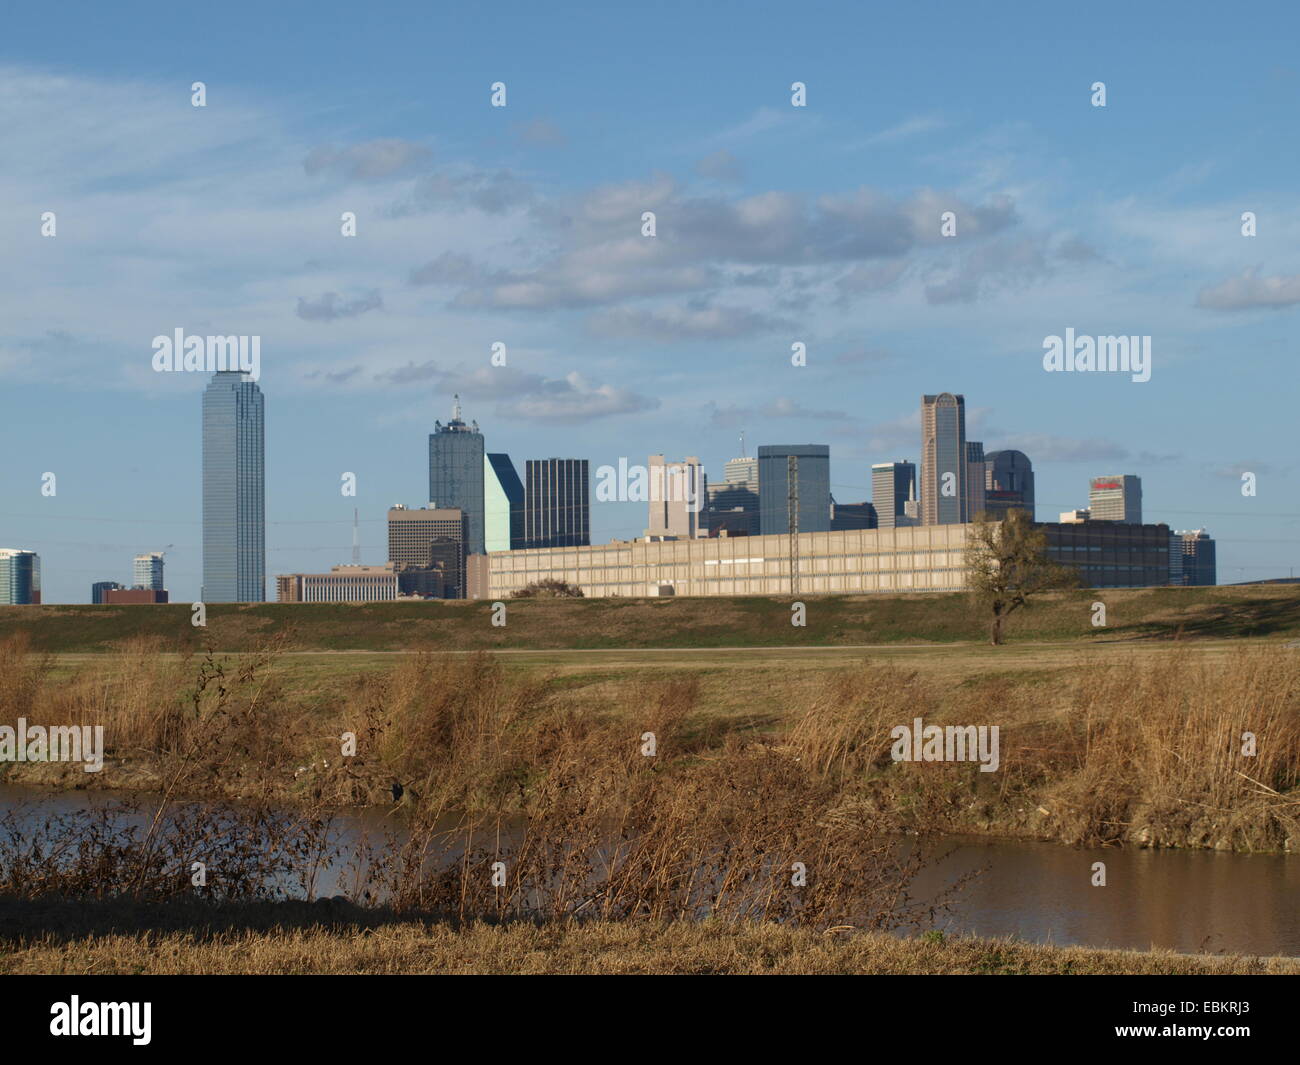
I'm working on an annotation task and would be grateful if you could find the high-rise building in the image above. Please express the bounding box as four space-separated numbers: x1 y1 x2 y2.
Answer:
429 395 486 557
645 454 704 539
484 453 525 552
829 499 877 530
724 456 758 489
133 552 165 591
0 549 40 605
871 461 917 529
202 371 265 602
983 450 1036 521
965 441 987 522
91 581 123 604
757 445 831 536
387 504 468 597
1089 475 1142 523
1172 529 1217 586
705 454 760 536
921 393 968 526
524 459 589 548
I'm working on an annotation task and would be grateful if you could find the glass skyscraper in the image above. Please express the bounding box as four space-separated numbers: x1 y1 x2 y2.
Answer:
756 445 831 536
429 396 486 557
524 459 589 548
921 393 967 525
0 549 39 604
202 371 265 602
484 453 525 552
871 461 917 528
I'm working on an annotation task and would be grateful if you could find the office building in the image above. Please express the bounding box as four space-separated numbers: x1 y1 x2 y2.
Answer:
921 393 968 526
1172 529 1217 586
429 396 486 556
965 441 987 521
1041 521 1170 588
202 370 265 602
0 549 40 605
387 504 468 597
276 564 400 603
645 454 705 539
524 459 589 548
91 581 123 604
871 461 918 529
757 445 831 536
1059 509 1091 523
983 450 1036 520
1089 475 1142 524
705 455 760 536
484 453 525 552
103 588 169 605
830 500 877 530
133 552 165 591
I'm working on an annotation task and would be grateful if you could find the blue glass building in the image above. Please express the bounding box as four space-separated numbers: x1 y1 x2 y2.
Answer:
757 445 831 536
429 396 486 557
202 371 265 602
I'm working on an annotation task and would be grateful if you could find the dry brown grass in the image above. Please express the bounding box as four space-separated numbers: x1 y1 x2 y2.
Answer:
1 636 1297 853
0 903 1293 974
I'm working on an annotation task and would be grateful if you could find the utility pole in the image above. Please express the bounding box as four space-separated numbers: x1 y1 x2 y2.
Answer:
788 454 799 597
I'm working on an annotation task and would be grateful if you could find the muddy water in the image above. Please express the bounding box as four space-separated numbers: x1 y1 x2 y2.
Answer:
1 784 1296 956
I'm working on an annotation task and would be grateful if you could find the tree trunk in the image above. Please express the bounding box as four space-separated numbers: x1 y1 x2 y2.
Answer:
990 612 1004 646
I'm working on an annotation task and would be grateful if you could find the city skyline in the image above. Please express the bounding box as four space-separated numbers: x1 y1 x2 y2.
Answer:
3 2 1297 601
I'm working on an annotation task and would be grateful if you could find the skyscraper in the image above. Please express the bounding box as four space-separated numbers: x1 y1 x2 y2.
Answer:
871 461 918 529
757 445 831 536
524 459 589 548
484 453 525 552
1173 529 1217 586
983 450 1036 520
0 549 40 605
429 395 486 557
921 393 967 526
202 370 264 602
965 440 986 522
705 453 760 536
133 552 165 591
387 504 468 597
1089 475 1142 523
645 454 704 538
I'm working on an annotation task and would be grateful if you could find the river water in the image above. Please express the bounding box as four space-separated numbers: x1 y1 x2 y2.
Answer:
1 784 1295 956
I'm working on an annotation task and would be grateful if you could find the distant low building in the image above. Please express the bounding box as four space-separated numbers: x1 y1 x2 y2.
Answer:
103 588 169 604
1059 508 1091 523
829 499 877 530
91 581 124 604
276 564 399 603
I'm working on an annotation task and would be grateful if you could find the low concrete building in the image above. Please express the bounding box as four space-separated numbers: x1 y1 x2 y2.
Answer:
486 520 1174 599
276 564 399 603
489 525 970 599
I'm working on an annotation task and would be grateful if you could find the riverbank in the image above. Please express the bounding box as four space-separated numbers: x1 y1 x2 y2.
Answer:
1 899 1294 974
2 636 1298 853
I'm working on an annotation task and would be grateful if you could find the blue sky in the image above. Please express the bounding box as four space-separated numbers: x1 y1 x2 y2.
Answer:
2 0 1298 602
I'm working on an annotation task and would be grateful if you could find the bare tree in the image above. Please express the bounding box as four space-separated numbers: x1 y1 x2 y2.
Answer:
964 510 1078 646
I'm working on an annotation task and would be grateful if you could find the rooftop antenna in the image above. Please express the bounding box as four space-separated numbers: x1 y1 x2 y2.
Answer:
351 508 361 565
739 430 747 458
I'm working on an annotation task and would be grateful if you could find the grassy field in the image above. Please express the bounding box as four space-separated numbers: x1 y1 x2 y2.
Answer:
4 584 1300 653
0 899 1293 975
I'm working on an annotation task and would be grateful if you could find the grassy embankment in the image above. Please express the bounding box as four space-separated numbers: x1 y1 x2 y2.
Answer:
2 898 1295 975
